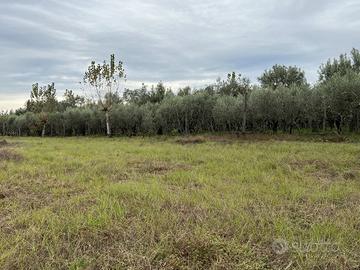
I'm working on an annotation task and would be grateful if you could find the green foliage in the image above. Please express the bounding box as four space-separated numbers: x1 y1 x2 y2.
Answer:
258 64 307 89
60 89 85 110
149 82 168 103
4 48 360 136
83 54 126 111
123 83 149 105
177 86 191 96
319 48 360 82
83 54 126 136
26 83 57 113
318 70 360 132
212 96 242 131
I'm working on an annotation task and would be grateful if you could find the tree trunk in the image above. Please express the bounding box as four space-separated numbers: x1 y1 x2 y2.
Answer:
105 111 111 137
335 114 342 134
242 94 248 133
272 121 278 133
42 124 46 137
322 99 327 132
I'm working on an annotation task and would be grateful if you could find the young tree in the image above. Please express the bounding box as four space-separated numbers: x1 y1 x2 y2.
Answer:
83 54 126 137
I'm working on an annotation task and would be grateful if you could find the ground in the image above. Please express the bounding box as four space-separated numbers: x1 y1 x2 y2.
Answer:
0 135 360 269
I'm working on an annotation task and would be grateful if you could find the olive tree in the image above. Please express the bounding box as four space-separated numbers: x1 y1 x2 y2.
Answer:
258 65 307 90
218 72 252 133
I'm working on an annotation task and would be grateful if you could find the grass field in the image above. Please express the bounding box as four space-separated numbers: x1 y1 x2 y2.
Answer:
1 135 360 269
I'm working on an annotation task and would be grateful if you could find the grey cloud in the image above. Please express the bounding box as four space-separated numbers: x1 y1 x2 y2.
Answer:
0 0 360 110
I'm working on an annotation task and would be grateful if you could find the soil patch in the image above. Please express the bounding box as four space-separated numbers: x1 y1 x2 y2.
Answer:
176 136 206 145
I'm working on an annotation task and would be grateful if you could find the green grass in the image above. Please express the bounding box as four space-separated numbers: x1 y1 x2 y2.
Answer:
1 135 360 269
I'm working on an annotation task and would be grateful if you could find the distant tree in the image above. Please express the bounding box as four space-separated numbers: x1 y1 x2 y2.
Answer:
83 54 126 137
61 89 84 109
251 88 281 132
15 107 27 115
319 70 360 133
237 75 251 133
149 82 166 103
218 72 251 132
104 91 122 105
0 112 7 135
26 82 57 136
178 86 191 96
123 83 150 105
275 85 311 134
258 65 307 89
203 85 216 96
213 96 241 131
319 48 360 82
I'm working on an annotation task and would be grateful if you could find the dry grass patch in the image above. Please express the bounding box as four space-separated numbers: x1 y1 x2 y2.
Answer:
0 140 23 162
127 160 191 175
0 149 23 162
288 159 339 180
160 200 210 225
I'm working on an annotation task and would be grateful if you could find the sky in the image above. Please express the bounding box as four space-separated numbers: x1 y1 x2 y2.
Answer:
0 0 359 110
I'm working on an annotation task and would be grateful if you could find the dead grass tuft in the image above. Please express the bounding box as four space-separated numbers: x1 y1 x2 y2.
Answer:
176 136 206 145
343 170 357 180
128 160 191 175
0 140 8 147
166 234 234 268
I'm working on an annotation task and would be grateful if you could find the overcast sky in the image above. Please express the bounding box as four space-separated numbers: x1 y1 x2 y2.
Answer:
0 0 359 110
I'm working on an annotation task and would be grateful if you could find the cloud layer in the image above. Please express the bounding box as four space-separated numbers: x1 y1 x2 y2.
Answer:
1 0 359 109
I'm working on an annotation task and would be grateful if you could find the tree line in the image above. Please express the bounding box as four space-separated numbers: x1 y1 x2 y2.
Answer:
1 48 360 137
